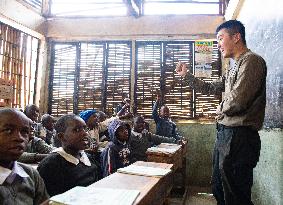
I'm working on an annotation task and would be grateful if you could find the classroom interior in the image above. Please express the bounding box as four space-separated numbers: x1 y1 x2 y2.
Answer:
0 0 282 205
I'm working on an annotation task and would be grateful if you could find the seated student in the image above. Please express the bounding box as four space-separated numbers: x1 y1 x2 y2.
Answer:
18 135 53 164
21 104 54 163
41 114 56 145
130 116 178 162
79 110 99 144
95 111 125 142
101 119 131 177
37 114 101 196
152 95 182 140
18 118 53 164
24 104 43 139
0 108 49 204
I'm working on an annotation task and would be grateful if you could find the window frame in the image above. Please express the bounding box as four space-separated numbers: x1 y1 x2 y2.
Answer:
0 21 40 108
48 40 221 119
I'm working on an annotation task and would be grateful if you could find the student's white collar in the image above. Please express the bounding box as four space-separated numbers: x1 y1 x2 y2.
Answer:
53 147 91 166
131 130 142 138
0 161 29 185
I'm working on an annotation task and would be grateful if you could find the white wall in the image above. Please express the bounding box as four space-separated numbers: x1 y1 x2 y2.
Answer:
226 1 283 205
0 0 45 34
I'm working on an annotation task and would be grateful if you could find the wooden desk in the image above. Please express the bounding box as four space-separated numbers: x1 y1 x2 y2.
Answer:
44 161 173 205
146 143 188 204
146 143 184 171
90 161 173 205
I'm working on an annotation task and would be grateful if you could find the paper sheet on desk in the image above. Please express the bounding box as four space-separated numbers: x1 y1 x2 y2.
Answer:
146 146 180 154
50 186 140 205
117 164 171 177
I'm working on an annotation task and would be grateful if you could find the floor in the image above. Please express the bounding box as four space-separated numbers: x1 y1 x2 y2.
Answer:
169 186 217 205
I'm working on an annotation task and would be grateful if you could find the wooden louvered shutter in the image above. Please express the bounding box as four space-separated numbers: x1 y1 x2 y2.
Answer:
105 42 131 116
163 42 194 119
77 43 104 112
194 41 222 118
135 42 162 117
49 44 77 116
0 22 39 108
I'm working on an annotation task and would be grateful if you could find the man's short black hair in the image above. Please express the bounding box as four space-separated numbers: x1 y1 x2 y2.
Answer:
216 20 246 45
55 114 77 133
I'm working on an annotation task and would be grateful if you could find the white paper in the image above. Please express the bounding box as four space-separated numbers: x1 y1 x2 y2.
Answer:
50 186 140 205
117 164 171 177
147 146 179 154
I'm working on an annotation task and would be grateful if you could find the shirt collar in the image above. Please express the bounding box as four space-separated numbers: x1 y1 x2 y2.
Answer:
131 130 143 138
0 162 29 185
53 147 91 166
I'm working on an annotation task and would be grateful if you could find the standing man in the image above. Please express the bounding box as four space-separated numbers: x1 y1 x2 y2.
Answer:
176 20 267 205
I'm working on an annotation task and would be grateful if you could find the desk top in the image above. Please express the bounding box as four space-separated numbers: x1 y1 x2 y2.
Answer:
146 142 187 170
44 161 173 205
89 161 173 205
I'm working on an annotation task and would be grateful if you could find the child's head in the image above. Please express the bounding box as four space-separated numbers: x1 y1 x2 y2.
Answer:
0 108 30 164
160 105 170 119
79 110 98 129
24 104 40 122
133 116 145 133
55 114 90 153
41 114 56 131
108 119 130 143
96 111 107 123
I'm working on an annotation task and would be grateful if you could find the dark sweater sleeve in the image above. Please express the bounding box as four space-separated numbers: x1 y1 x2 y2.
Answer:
18 163 49 205
152 100 161 123
37 155 64 196
149 132 176 145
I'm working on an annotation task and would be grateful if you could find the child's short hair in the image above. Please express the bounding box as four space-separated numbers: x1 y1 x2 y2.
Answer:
55 114 77 133
41 114 53 124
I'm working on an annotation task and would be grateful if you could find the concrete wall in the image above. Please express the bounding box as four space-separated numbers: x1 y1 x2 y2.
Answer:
178 123 216 186
226 0 283 204
148 121 216 186
253 130 283 205
45 15 224 41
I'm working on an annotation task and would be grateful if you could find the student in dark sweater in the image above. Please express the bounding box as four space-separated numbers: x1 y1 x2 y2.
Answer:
0 108 48 205
129 116 178 162
37 114 101 196
152 95 182 140
101 119 131 177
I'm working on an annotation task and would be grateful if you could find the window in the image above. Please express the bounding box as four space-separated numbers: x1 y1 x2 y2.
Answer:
49 0 225 17
135 41 194 119
49 40 221 119
50 0 128 17
22 0 42 11
144 0 220 15
0 22 40 108
135 41 221 119
49 42 131 116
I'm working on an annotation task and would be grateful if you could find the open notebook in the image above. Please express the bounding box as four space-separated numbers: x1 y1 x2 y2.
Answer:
117 164 172 177
50 186 140 205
